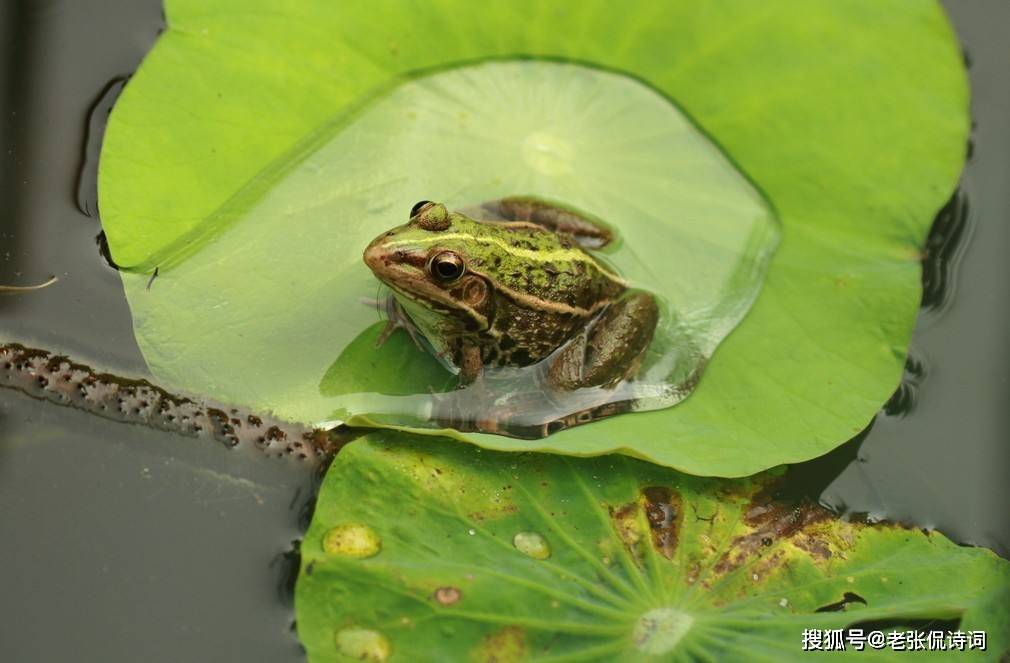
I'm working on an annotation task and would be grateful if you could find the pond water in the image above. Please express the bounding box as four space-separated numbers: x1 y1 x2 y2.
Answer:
1 1 1007 661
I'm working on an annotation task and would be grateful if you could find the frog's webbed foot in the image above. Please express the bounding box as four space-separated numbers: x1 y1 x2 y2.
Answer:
547 290 658 391
481 196 614 249
363 295 426 351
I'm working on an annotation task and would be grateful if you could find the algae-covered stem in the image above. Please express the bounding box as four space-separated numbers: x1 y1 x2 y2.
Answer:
0 343 354 463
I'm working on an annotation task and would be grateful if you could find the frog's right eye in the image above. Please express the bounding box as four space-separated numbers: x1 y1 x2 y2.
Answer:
428 251 465 283
410 200 433 218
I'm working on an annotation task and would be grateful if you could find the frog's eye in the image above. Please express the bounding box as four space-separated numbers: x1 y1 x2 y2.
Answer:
428 251 465 283
410 200 433 218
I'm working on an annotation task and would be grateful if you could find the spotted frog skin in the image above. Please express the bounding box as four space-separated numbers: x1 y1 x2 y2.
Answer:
363 197 658 391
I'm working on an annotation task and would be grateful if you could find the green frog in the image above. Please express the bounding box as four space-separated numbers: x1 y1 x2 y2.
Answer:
362 197 658 392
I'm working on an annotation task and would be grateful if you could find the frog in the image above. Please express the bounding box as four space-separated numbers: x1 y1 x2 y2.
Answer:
362 197 658 393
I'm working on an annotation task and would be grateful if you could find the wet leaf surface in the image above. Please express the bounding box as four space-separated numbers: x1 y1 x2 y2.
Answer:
296 432 1010 661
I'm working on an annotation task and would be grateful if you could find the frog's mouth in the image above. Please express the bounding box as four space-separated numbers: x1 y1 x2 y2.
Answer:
384 275 489 333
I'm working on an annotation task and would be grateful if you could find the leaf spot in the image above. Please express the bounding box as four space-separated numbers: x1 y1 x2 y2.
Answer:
322 524 381 559
643 486 683 559
472 625 526 663
434 586 462 606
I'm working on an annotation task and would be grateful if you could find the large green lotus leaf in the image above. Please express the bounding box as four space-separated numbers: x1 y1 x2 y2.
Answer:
106 58 778 438
98 0 968 475
296 432 1010 662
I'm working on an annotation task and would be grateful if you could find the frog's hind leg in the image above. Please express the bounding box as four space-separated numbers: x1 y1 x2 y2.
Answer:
547 290 658 391
483 196 613 249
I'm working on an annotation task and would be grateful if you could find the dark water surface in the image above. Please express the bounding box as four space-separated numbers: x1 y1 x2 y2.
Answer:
1 2 313 662
814 4 1010 557
1 1 1007 661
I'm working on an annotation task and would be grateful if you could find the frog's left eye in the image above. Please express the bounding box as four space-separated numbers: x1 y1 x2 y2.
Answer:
412 201 451 231
429 251 465 283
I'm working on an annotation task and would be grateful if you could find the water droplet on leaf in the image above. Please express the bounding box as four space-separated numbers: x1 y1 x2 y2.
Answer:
512 531 551 560
334 626 390 661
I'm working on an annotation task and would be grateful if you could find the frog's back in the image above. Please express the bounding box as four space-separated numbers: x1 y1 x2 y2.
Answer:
456 218 626 368
463 218 625 311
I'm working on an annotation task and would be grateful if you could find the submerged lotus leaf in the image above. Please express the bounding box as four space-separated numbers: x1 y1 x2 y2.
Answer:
98 0 968 475
296 432 1010 661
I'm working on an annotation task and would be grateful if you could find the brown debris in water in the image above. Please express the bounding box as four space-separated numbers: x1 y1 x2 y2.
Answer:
0 276 59 293
1 342 351 462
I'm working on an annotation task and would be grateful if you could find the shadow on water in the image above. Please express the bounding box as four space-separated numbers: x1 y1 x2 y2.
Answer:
76 76 127 219
271 462 327 608
77 76 128 271
920 188 971 313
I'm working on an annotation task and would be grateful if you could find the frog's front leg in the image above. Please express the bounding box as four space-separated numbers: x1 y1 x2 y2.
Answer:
457 343 483 387
369 296 426 351
547 290 658 391
484 196 613 249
